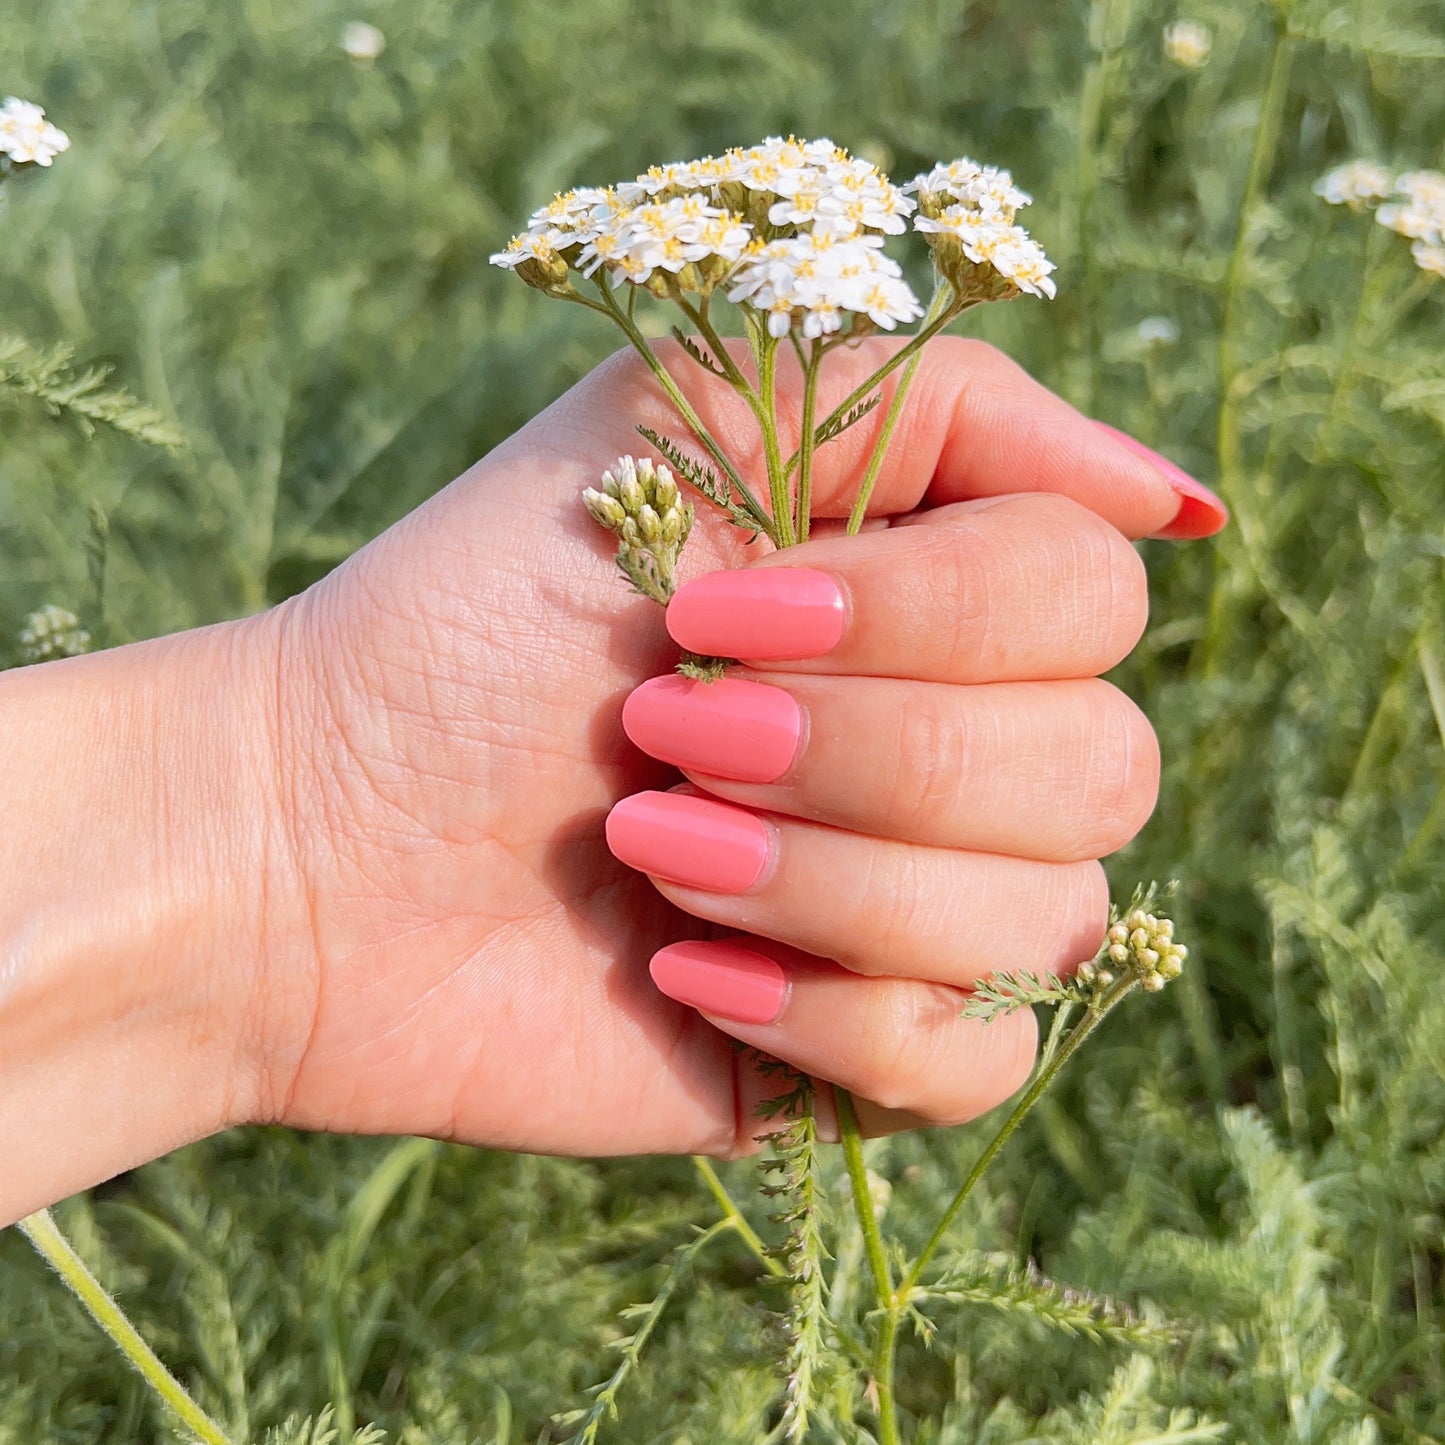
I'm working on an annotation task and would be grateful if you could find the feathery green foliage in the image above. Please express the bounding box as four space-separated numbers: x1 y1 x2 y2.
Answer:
2 0 1444 1440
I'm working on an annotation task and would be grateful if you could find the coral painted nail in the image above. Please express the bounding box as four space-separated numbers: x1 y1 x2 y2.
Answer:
621 674 802 784
1093 421 1229 539
667 567 846 660
649 939 788 1025
606 791 772 893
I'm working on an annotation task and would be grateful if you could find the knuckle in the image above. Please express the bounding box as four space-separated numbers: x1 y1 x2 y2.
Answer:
1025 498 1150 668
856 987 957 1113
1066 683 1160 857
884 700 971 840
840 847 953 976
966 1009 1039 1118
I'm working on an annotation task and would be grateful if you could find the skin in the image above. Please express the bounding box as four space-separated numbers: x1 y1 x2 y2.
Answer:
0 337 1191 1228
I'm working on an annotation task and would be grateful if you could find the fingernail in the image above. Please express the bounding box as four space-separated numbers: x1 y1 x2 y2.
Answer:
606 791 772 892
650 939 787 1024
667 567 847 660
1093 421 1229 540
622 674 802 784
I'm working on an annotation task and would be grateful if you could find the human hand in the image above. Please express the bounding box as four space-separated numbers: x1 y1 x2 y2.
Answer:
241 337 1221 1155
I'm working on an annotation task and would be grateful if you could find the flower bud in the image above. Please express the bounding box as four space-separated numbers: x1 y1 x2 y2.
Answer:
653 470 680 513
1108 943 1129 965
1140 972 1165 992
1139 947 1160 969
636 504 663 543
660 503 691 547
583 488 627 531
1108 923 1129 945
18 603 91 663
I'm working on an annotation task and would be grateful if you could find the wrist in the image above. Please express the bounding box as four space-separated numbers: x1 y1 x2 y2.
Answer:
0 615 291 1223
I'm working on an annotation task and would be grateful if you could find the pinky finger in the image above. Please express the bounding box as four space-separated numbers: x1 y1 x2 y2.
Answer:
650 937 1037 1133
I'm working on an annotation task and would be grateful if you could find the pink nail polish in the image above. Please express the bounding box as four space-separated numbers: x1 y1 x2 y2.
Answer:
1093 421 1229 539
667 567 846 660
650 939 788 1024
622 675 802 784
606 791 772 892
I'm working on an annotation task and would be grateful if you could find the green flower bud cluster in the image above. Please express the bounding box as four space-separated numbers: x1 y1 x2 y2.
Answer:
18 604 91 664
583 455 694 605
1079 909 1186 994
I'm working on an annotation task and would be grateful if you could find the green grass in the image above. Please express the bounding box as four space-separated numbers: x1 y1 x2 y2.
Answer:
2 0 1444 1440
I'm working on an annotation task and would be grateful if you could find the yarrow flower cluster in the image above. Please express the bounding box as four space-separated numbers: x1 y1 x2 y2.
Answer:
0 97 70 171
494 138 1057 555
1081 909 1187 994
1163 20 1212 69
18 604 91 663
905 157 1056 299
727 230 922 338
583 456 693 604
1315 161 1445 278
491 137 1055 323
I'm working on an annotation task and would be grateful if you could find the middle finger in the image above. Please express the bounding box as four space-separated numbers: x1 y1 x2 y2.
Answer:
621 672 1159 861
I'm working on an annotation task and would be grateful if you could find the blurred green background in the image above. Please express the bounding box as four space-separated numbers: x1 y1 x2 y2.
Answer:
2 1 1444 1441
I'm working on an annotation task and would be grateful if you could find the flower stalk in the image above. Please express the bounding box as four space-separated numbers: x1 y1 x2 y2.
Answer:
497 140 1193 1444
18 1209 233 1445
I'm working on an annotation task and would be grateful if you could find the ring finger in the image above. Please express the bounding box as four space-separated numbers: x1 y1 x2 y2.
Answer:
606 788 1106 987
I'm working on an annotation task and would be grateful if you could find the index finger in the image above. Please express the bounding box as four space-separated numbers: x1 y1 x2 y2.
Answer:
798 336 1224 539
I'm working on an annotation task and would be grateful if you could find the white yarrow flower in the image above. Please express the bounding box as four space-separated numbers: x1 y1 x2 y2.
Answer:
1412 240 1445 277
1313 160 1395 209
727 230 921 337
490 232 560 270
1376 170 1445 259
1137 315 1181 346
0 96 71 168
340 21 386 62
18 604 90 663
986 228 1058 299
1163 20 1213 69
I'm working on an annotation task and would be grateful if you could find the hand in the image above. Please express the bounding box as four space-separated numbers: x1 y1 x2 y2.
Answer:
0 337 1221 1221
245 337 1211 1154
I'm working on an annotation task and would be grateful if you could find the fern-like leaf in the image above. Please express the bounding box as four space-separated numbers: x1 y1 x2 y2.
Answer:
915 1253 1183 1349
815 391 882 447
757 1082 832 1443
263 1405 386 1445
636 425 759 531
961 969 1092 1021
676 651 737 682
672 327 727 378
0 333 185 450
551 1220 732 1445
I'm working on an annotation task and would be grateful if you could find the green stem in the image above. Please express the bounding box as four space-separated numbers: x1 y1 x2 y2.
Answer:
594 279 776 542
794 341 823 542
1214 23 1294 496
782 288 961 479
1073 0 1133 413
1316 222 1393 462
18 1209 233 1445
691 1157 786 1278
757 333 795 546
836 1090 901 1445
902 978 1139 1295
1197 21 1294 682
842 286 953 536
678 294 762 405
